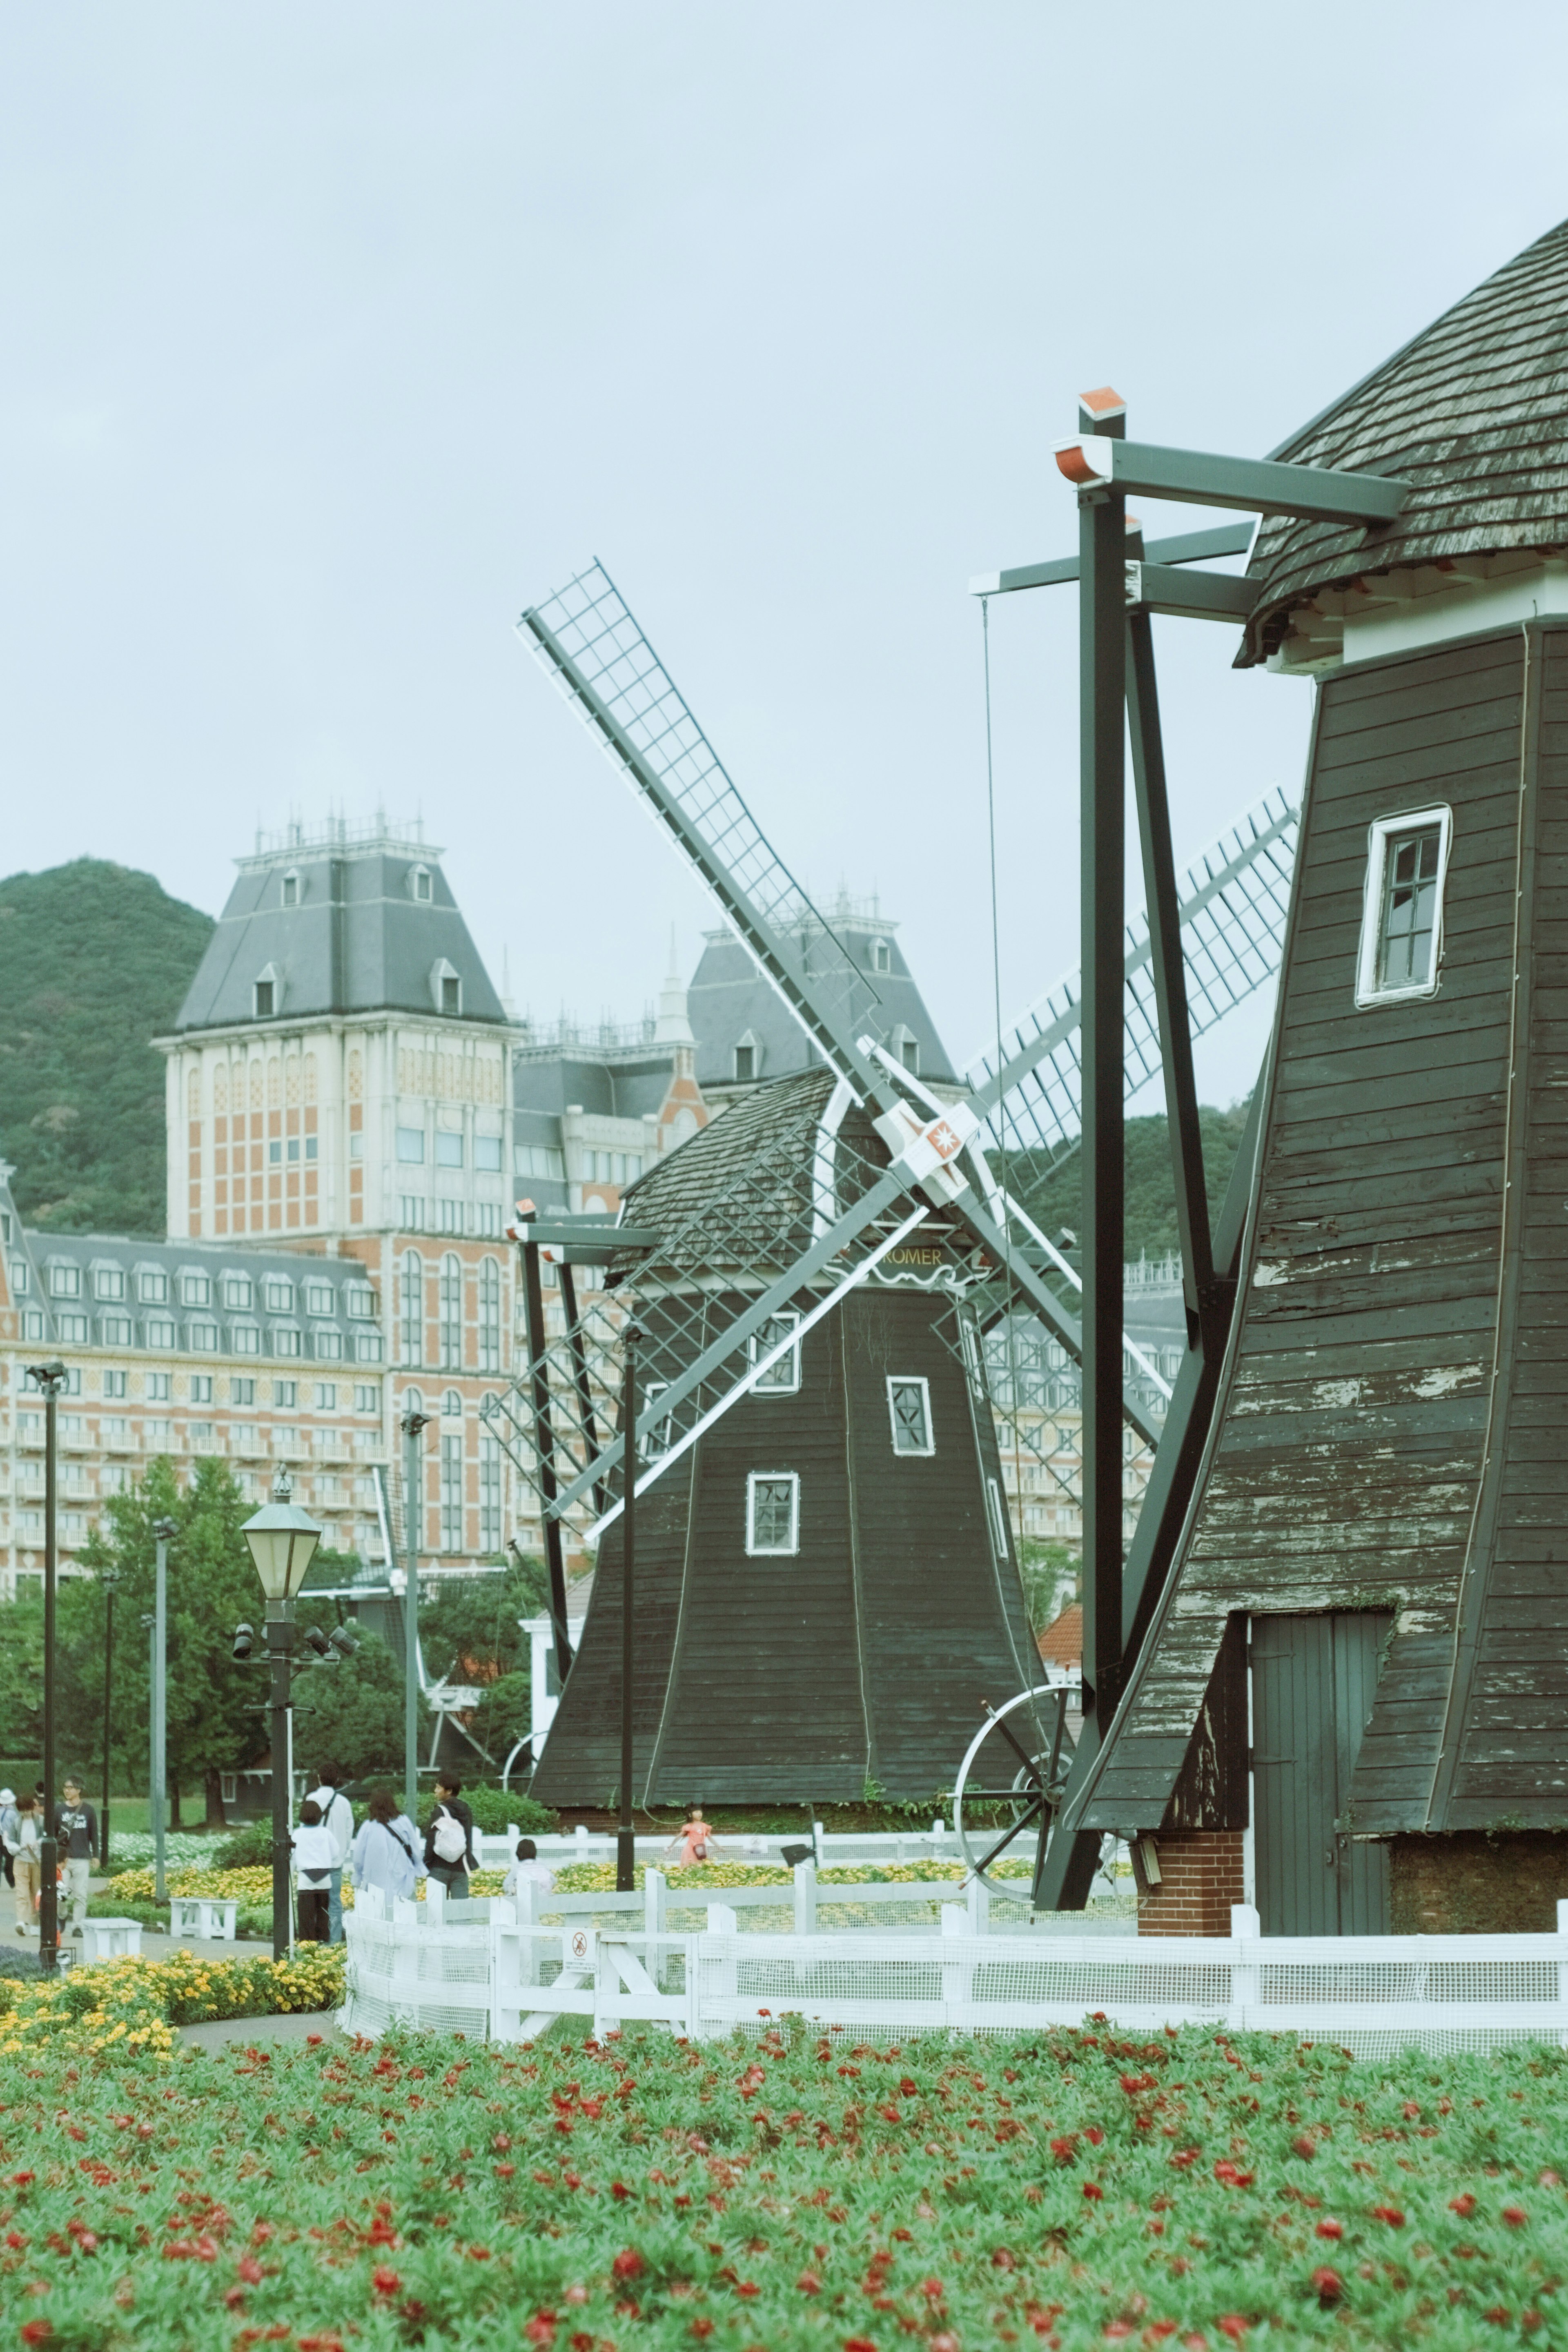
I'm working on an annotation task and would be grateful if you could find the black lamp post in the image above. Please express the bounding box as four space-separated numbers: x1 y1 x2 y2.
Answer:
616 1323 643 1894
240 1470 322 1959
24 1359 66 1972
99 1568 120 1879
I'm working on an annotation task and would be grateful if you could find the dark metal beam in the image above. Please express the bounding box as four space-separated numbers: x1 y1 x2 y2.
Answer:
1054 436 1412 525
518 1238 575 1686
1077 399 1128 1770
1128 564 1261 623
970 521 1253 598
557 1261 609 1522
1125 610 1217 1346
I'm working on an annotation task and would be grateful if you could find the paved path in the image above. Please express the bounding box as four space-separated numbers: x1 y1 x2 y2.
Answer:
179 2010 342 2051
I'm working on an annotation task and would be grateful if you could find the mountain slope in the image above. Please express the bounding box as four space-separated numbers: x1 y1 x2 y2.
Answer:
0 859 214 1236
1008 1099 1254 1268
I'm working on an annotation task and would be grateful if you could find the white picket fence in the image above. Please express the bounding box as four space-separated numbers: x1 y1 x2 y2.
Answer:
339 1887 1568 2056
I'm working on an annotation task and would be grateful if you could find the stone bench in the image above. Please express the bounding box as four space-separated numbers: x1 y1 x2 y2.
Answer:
81 1917 142 1962
169 1897 239 1942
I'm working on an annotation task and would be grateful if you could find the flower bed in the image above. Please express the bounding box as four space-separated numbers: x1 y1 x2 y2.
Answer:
0 1945 342 2060
0 2019 1564 2345
552 1859 1033 1895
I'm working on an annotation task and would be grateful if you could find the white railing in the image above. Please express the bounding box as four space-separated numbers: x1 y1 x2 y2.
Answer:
339 1891 1568 2055
477 1821 960 1872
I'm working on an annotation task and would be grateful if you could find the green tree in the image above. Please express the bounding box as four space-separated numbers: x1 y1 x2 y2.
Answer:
292 1628 414 1785
1017 1539 1078 1641
417 1554 546 1767
71 1455 264 1825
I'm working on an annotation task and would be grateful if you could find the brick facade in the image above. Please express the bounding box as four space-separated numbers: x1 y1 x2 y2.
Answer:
1390 1832 1568 1936
1136 1827 1246 1938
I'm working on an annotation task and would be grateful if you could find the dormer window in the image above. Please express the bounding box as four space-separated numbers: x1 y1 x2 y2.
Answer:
734 1029 763 1083
410 864 433 904
430 958 462 1017
869 937 891 975
889 1023 920 1076
254 962 283 1018
281 869 301 909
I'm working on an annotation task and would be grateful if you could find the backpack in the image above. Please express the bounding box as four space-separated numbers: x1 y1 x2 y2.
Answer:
432 1807 468 1865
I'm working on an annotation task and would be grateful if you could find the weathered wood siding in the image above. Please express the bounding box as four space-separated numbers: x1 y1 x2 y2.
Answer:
1085 626 1551 1833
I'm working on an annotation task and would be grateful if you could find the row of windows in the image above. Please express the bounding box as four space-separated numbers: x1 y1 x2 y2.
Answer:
399 1253 502 1373
24 1260 374 1318
582 1150 644 1185
398 1198 505 1236
275 860 434 911
395 1128 505 1170
18 1306 385 1363
18 1379 382 1414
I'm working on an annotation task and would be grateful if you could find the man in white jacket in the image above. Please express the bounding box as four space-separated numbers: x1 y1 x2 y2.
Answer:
307 1762 354 1944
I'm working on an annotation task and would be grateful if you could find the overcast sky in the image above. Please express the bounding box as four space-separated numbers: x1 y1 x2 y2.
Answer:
4 4 1566 1111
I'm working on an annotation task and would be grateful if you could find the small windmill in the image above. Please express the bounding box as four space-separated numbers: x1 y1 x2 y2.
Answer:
487 550 1297 1882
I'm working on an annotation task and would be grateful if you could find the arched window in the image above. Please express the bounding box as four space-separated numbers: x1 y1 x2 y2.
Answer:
479 1428 502 1552
478 1256 501 1374
443 1388 463 1419
439 1252 463 1370
400 1251 424 1368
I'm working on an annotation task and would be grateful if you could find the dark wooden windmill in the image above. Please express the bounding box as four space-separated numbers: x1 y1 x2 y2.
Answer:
487 563 1295 1817
1050 218 1568 1937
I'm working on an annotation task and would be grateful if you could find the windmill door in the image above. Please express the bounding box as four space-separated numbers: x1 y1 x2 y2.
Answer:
1250 1614 1392 1936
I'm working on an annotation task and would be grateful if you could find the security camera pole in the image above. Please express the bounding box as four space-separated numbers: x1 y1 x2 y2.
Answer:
25 1359 67 1972
616 1324 643 1894
150 1515 178 1904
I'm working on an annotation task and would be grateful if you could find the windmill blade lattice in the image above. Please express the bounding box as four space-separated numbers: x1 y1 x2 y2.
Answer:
963 785 1298 1165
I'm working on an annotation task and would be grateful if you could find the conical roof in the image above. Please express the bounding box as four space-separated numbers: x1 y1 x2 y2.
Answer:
1243 217 1568 664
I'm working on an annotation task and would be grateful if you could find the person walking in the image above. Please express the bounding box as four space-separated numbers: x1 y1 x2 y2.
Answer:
54 1778 97 1938
423 1776 477 1900
292 1800 334 1942
9 1793 41 1937
348 1787 423 1904
306 1761 354 1945
0 1789 18 1893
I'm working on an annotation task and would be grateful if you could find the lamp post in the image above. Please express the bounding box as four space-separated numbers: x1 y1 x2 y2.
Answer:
99 1568 120 1879
400 1405 430 1828
150 1517 177 1903
24 1359 66 1972
241 1470 322 1960
616 1324 643 1894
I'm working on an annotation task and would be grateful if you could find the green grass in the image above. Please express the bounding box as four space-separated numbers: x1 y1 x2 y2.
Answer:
3 2018 1565 2346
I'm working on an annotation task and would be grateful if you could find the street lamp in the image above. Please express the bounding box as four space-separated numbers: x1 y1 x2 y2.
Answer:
241 1469 322 1959
99 1568 121 1878
150 1516 177 1903
24 1360 67 1971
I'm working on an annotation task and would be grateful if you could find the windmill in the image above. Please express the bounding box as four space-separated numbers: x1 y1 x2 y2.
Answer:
488 549 1297 1882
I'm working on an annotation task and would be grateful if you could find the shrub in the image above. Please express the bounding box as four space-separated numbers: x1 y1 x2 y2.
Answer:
213 1819 274 1869
462 1785 558 1836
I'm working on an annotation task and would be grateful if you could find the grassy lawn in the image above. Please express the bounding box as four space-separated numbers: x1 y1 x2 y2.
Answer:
2 1993 1565 2348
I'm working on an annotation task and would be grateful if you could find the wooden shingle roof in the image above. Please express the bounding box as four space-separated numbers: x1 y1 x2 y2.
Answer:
1242 218 1568 664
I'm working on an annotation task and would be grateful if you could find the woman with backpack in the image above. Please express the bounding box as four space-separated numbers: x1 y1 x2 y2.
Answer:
348 1787 424 1903
424 1777 477 1898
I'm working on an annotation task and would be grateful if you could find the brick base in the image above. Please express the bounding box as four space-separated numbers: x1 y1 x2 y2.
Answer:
1137 1828 1245 1938
1390 1833 1568 1935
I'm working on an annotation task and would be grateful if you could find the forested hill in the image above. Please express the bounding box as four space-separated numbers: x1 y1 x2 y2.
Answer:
1011 1098 1254 1267
0 859 213 1236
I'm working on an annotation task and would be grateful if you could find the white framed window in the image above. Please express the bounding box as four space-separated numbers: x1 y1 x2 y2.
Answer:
254 962 283 1018
734 1029 763 1083
639 1380 674 1461
264 1276 294 1314
748 1311 802 1395
869 936 891 975
100 1313 132 1347
1355 805 1452 1007
396 1126 425 1164
232 1323 261 1355
305 1281 334 1316
281 868 301 908
746 1470 800 1556
886 1375 934 1455
48 1263 80 1300
985 1474 1010 1557
435 1129 463 1168
145 1316 176 1349
474 1134 503 1172
222 1273 254 1311
94 1265 125 1302
410 863 433 903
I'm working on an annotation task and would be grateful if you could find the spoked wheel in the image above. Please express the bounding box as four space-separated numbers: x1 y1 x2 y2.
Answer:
951 1685 1075 1906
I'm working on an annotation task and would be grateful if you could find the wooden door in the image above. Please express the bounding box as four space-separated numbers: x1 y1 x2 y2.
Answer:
1251 1613 1392 1935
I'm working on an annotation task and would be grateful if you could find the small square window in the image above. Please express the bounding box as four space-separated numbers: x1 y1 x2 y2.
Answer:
749 1312 802 1395
396 1127 425 1164
138 1270 168 1306
305 1282 334 1316
274 1379 297 1408
315 1383 337 1410
1356 806 1452 1007
232 1377 256 1405
147 1372 172 1403
354 1382 381 1414
104 1370 127 1399
268 1139 282 1165
180 1272 211 1308
94 1266 125 1302
191 1374 213 1403
746 1470 800 1556
263 1277 294 1314
887 1375 934 1455
287 1137 300 1163
305 1134 318 1161
435 1131 463 1168
474 1134 502 1172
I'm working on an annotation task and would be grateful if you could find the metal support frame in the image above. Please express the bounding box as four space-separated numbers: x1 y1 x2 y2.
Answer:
1077 393 1128 1761
617 1324 642 1892
267 1608 295 1960
1052 434 1411 524
557 1262 608 1522
518 1238 575 1684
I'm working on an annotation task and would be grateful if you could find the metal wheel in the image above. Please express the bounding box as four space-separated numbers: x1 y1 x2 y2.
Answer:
951 1685 1074 1906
